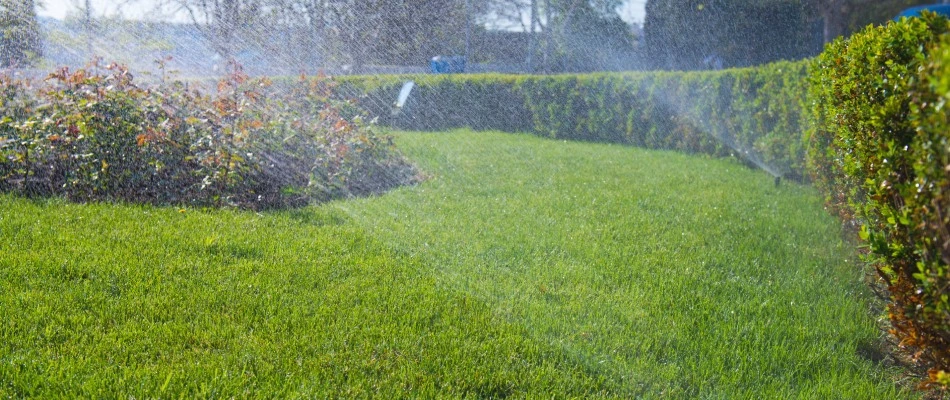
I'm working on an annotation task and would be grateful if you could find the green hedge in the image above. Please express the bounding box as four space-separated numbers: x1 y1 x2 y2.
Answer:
331 63 810 180
808 13 950 386
334 74 533 133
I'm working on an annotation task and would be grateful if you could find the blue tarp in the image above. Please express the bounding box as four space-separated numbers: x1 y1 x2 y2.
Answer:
430 56 466 74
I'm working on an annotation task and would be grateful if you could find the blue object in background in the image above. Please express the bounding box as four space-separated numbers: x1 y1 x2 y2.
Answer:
895 4 950 20
430 57 444 73
430 56 466 74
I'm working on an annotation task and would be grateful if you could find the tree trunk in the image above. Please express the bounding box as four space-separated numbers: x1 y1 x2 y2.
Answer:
306 0 326 73
819 0 847 43
527 0 537 71
213 0 238 61
543 0 552 73
84 0 93 57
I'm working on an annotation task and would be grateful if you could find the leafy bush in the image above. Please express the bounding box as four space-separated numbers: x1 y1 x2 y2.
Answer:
332 63 810 180
807 13 950 387
0 63 418 209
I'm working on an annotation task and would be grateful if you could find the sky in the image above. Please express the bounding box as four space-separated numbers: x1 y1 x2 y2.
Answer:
37 0 649 25
38 0 174 20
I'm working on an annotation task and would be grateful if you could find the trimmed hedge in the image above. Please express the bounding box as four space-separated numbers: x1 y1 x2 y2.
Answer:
332 63 810 180
809 13 950 386
333 74 532 133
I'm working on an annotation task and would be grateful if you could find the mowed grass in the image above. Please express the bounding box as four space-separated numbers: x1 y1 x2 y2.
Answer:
0 129 911 398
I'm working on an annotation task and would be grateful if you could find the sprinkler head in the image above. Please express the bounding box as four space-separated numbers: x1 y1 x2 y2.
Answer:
774 176 782 187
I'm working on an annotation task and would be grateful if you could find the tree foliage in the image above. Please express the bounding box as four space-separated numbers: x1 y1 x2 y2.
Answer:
644 0 819 70
485 0 635 72
0 0 41 67
328 0 478 70
643 0 937 71
148 0 636 72
157 0 264 61
803 0 932 43
154 0 483 71
558 4 635 71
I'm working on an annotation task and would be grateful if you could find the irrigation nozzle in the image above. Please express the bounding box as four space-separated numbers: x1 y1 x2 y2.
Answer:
392 80 415 116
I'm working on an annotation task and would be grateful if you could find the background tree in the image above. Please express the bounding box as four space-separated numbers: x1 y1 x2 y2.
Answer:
548 0 635 72
134 0 635 74
485 0 635 72
483 0 533 31
0 0 42 67
840 0 933 39
156 0 487 73
803 0 931 43
326 0 485 71
644 0 935 71
156 0 263 62
645 0 820 70
245 0 331 74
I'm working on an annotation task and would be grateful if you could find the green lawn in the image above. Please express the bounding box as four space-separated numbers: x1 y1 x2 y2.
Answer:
0 130 911 398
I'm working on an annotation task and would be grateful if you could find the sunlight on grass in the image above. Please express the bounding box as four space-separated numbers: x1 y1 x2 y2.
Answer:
0 130 913 398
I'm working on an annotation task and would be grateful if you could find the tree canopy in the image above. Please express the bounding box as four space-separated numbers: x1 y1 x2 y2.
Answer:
151 0 635 72
644 0 934 71
803 0 933 43
0 0 41 67
644 0 820 70
485 0 636 72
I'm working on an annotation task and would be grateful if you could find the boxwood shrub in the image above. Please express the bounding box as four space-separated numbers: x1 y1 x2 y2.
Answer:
808 13 950 386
